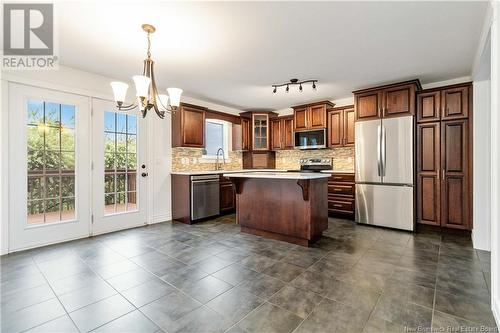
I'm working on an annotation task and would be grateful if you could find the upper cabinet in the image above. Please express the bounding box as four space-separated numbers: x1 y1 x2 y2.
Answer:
328 106 355 148
172 103 206 148
238 111 278 151
271 116 294 150
292 101 334 131
417 83 471 123
354 80 421 121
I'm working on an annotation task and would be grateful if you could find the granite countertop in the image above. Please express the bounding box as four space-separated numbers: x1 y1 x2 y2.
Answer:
223 172 331 180
171 169 354 176
170 169 286 176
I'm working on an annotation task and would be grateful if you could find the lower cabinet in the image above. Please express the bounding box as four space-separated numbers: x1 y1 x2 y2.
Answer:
220 176 236 213
327 173 355 220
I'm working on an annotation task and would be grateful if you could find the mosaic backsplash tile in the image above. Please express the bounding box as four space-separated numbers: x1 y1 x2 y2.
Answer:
172 147 243 171
172 147 354 173
275 147 355 172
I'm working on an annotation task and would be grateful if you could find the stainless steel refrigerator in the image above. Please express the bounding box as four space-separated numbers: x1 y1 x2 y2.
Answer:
355 116 414 231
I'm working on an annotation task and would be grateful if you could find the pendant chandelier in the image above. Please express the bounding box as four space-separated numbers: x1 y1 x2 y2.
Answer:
110 24 183 119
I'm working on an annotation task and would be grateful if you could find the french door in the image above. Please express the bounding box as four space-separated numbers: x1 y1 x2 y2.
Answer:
8 83 91 251
91 99 148 234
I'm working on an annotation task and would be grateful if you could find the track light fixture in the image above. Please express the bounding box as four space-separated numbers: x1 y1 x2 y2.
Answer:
272 78 318 94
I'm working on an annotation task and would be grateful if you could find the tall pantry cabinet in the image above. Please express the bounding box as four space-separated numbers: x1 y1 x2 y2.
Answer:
416 82 472 230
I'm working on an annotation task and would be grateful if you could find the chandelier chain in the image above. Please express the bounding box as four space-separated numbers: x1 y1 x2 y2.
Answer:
147 32 151 59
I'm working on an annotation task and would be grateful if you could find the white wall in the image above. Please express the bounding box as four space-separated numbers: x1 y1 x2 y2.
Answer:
472 79 491 251
0 65 243 254
490 0 500 325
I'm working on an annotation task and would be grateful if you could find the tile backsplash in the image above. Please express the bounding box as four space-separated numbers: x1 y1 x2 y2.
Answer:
172 147 243 171
275 147 355 172
172 146 355 173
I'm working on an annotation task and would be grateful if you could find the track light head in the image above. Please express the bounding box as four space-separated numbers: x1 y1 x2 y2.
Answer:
286 85 289 93
273 87 277 94
299 84 303 92
312 82 317 90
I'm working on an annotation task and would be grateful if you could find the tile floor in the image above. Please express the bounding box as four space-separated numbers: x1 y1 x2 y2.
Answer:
1 216 496 333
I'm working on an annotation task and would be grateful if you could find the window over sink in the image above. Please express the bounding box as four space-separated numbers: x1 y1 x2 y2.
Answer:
203 119 230 159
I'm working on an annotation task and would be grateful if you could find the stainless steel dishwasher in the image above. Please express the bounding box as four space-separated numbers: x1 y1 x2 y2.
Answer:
191 175 220 220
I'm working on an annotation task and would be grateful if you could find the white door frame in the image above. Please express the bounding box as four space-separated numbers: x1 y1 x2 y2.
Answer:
91 98 149 235
8 83 91 251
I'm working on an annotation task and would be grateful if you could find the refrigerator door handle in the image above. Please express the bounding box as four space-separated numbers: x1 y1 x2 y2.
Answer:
382 125 387 177
377 124 382 177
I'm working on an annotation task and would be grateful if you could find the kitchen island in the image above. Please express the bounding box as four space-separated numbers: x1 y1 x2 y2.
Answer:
224 172 330 246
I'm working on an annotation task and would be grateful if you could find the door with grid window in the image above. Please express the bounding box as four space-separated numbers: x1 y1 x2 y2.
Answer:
91 99 148 234
8 83 91 251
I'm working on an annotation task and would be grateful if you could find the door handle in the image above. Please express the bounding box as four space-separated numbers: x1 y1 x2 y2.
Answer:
141 172 148 177
381 125 387 177
377 124 381 177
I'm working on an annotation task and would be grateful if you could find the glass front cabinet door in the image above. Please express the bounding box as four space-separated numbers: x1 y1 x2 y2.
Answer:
252 114 269 150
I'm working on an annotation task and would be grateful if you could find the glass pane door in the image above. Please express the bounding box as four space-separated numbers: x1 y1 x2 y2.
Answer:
91 99 147 235
9 83 91 251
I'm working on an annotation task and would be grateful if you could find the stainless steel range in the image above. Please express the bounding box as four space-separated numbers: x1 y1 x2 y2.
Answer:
288 157 333 173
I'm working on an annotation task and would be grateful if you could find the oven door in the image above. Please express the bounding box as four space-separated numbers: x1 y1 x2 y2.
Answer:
294 129 326 149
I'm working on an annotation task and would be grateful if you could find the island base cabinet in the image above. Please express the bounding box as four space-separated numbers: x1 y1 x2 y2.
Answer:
232 178 328 246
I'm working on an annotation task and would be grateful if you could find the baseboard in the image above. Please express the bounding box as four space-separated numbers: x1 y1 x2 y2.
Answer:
151 212 172 224
472 229 492 251
492 297 500 328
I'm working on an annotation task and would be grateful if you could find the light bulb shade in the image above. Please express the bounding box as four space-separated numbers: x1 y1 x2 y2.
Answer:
167 87 183 107
110 81 129 103
133 75 151 97
158 94 169 111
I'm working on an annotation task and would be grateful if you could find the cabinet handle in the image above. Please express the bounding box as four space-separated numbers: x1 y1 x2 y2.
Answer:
442 169 445 180
333 188 342 192
333 204 343 208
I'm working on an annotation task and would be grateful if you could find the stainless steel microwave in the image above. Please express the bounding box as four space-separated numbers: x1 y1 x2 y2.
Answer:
294 129 326 149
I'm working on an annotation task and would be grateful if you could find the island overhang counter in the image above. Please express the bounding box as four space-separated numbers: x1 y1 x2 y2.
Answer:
223 172 330 246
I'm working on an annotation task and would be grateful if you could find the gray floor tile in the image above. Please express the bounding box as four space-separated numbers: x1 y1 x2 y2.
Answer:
212 263 259 286
93 259 140 279
160 264 209 289
140 291 202 331
93 310 160 333
290 271 332 295
121 278 176 307
238 302 303 333
295 298 371 333
268 285 322 319
182 275 233 303
237 274 284 299
1 283 55 314
262 261 304 282
207 287 263 324
382 280 434 308
168 306 233 333
191 256 234 274
362 316 405 333
49 270 104 296
1 298 66 333
434 290 496 325
106 268 156 291
371 295 432 330
324 278 381 312
69 294 135 332
238 254 278 273
24 315 79 333
59 280 117 312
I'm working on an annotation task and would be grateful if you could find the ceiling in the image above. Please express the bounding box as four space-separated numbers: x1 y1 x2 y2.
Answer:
59 1 489 111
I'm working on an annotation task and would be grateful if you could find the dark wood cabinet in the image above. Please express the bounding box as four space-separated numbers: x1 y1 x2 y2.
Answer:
355 91 382 121
441 120 470 229
441 86 470 120
417 123 441 226
354 80 421 121
232 118 250 151
294 107 308 131
271 116 294 150
283 117 294 149
417 82 471 122
327 173 355 220
172 103 206 148
220 176 235 213
416 82 472 231
242 151 276 169
293 101 333 131
328 105 355 148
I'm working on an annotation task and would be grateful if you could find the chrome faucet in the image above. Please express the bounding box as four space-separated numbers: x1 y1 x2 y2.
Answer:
215 148 226 170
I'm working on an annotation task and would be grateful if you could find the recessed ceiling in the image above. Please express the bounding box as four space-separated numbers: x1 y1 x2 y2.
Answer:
58 1 488 110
